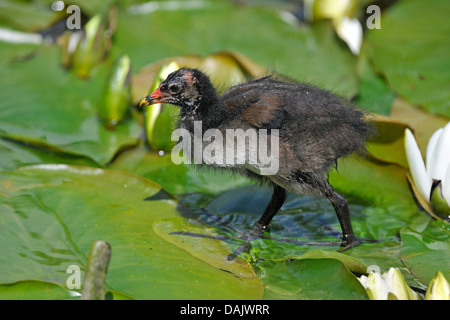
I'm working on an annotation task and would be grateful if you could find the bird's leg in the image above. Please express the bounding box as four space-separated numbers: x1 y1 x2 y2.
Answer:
253 184 287 234
324 187 361 251
228 184 287 260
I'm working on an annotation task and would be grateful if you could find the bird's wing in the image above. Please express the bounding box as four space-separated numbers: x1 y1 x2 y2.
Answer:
242 94 286 129
222 86 286 130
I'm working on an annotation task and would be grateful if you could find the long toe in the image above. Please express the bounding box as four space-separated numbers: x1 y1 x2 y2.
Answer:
227 241 252 261
338 236 378 252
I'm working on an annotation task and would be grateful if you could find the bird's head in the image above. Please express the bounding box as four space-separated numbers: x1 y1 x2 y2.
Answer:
140 68 215 117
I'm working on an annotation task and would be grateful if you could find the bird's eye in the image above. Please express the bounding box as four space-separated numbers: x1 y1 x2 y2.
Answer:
169 84 180 93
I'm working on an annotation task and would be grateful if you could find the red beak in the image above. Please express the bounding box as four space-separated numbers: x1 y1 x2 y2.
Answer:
139 84 166 107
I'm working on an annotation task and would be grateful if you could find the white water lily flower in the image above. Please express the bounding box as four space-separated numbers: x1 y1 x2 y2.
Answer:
358 268 421 300
404 122 450 219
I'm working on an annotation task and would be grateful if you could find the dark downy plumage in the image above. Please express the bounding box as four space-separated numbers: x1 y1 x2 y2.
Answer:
140 68 375 259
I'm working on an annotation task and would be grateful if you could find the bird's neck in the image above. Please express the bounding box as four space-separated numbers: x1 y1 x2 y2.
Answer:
178 84 224 132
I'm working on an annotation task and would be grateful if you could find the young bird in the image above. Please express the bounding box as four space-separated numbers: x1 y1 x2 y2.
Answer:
140 68 374 259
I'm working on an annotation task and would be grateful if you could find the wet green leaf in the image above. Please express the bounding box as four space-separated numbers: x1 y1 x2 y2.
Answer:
0 281 78 300
109 144 251 195
154 217 258 279
400 221 450 286
282 249 367 274
259 259 368 300
0 0 64 32
0 165 263 299
329 157 415 209
355 46 395 115
0 137 102 171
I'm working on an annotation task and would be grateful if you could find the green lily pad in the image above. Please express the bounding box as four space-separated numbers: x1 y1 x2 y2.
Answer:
400 220 450 286
354 45 395 115
329 156 415 209
366 0 450 117
0 0 64 32
153 217 257 279
0 281 78 300
0 137 102 172
282 249 367 274
0 165 263 299
259 258 368 300
108 144 251 195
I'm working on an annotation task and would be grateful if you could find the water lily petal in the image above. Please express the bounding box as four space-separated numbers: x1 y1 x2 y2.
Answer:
383 268 420 300
334 17 362 55
365 272 389 300
428 122 450 182
404 129 431 201
426 128 443 177
443 163 450 207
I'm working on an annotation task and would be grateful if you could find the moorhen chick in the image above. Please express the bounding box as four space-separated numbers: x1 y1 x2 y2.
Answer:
140 68 374 258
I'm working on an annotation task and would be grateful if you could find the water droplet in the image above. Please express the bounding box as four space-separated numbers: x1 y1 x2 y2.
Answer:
51 1 65 11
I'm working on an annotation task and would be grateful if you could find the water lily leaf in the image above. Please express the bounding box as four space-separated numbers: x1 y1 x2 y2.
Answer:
400 221 450 286
153 218 258 279
281 249 367 274
108 144 250 195
0 44 141 165
0 137 102 171
0 165 263 299
259 258 368 300
329 156 415 209
0 281 78 300
366 0 450 117
0 0 64 32
355 45 395 115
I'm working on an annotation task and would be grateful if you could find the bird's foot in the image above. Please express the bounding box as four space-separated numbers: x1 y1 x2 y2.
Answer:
226 223 264 261
338 234 378 252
